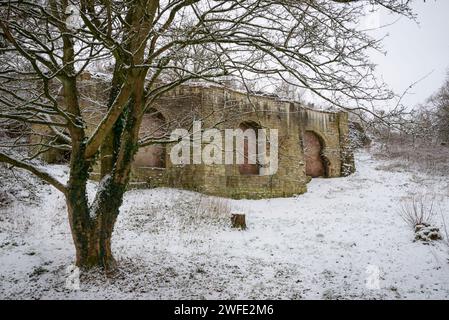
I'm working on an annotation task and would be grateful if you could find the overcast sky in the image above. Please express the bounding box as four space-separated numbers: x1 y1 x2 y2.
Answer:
368 0 449 108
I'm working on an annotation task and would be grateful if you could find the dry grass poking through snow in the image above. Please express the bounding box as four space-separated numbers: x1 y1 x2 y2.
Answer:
195 196 233 225
117 189 243 235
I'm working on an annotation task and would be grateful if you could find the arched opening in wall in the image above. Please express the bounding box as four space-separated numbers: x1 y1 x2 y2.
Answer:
304 131 328 178
134 109 167 168
238 121 261 175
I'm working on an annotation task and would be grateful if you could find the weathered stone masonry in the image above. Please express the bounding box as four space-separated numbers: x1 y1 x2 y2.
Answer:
34 76 355 199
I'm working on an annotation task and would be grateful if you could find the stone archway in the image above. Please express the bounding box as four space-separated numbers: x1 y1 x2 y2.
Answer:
303 131 327 178
134 109 167 168
238 121 260 175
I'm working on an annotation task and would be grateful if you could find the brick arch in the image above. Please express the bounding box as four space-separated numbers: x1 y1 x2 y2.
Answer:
238 121 262 175
303 130 330 178
134 108 168 168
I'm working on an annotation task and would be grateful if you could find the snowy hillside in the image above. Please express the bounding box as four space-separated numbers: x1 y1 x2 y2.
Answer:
1 151 449 299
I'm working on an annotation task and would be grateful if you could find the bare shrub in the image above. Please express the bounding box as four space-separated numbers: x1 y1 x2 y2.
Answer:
398 194 444 242
399 194 437 229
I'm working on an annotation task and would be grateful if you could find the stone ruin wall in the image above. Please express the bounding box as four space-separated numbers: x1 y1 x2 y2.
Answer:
31 76 355 199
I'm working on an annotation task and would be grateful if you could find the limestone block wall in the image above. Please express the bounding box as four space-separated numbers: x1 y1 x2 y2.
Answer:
300 108 341 177
191 86 307 199
133 85 308 198
337 112 356 176
298 108 355 178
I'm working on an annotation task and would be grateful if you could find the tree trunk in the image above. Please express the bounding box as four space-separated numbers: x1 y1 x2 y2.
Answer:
100 64 127 179
66 174 126 272
231 213 246 230
66 142 127 272
65 71 144 272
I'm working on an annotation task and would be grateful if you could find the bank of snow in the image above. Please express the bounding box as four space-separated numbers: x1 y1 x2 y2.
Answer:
1 151 449 299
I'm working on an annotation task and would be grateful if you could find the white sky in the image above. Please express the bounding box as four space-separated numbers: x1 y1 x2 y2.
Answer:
368 0 449 108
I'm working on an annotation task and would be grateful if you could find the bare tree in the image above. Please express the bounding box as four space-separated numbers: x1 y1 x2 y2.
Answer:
381 70 449 150
427 70 449 144
0 0 413 271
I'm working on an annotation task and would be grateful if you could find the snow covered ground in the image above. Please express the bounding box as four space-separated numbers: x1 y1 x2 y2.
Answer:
1 151 449 299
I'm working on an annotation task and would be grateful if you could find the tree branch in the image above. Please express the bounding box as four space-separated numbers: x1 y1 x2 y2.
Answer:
0 152 67 195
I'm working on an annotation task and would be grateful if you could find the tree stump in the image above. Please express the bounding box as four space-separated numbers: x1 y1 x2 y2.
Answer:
231 213 246 230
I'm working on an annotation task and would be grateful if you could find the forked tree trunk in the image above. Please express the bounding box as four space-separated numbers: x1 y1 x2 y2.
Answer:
65 92 141 272
65 145 128 272
66 174 126 272
84 177 126 271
